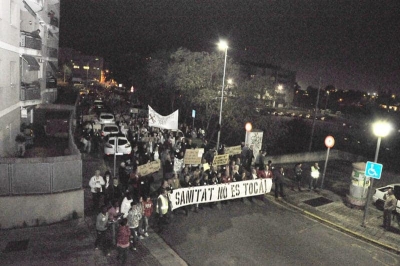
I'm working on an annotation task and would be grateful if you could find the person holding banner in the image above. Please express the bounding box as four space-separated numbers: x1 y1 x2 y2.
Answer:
180 175 193 215
156 188 170 233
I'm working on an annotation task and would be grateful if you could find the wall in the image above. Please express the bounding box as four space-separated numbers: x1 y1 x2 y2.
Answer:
268 150 366 165
0 189 84 229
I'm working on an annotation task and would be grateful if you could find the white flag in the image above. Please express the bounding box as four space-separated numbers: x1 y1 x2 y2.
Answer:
148 105 179 130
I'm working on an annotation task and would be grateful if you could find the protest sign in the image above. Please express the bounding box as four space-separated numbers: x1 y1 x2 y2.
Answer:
212 154 229 166
137 160 160 176
170 178 273 210
174 157 184 173
224 145 242 155
184 148 204 165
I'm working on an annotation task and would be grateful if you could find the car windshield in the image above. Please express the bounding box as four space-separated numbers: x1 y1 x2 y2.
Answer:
118 139 128 145
101 115 113 119
108 138 128 145
104 127 118 132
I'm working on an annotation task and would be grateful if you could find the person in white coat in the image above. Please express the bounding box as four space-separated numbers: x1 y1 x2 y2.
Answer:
89 170 105 211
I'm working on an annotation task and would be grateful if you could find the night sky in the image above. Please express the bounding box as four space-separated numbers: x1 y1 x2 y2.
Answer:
60 0 400 92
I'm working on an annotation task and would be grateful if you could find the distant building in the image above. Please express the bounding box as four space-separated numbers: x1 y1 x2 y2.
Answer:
59 48 104 85
240 61 297 107
0 0 60 157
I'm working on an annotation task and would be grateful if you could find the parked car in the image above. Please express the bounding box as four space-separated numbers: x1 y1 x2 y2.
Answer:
100 123 119 137
98 112 115 124
104 133 132 156
372 183 400 214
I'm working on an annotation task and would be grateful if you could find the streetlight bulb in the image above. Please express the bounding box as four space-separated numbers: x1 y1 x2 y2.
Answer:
277 84 283 90
227 79 233 85
218 40 228 51
245 122 252 132
372 121 392 138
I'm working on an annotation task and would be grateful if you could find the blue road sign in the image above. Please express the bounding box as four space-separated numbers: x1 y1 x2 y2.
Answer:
365 161 383 179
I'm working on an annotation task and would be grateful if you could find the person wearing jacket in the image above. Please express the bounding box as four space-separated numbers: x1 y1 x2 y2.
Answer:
156 187 170 232
116 218 131 264
120 193 133 218
95 205 110 256
273 166 286 199
383 188 398 230
309 162 320 191
127 200 142 251
89 170 105 211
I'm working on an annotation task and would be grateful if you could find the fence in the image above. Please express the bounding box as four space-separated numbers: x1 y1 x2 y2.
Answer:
0 103 82 196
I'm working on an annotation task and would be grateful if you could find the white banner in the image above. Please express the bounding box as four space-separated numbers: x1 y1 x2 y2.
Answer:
170 178 272 210
148 105 179 130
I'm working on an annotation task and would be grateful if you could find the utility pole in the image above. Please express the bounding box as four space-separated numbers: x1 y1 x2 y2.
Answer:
308 78 322 152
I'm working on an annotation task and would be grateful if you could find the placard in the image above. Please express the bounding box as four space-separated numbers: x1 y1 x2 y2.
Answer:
224 145 241 155
212 154 230 166
137 160 160 176
174 157 184 173
184 148 204 165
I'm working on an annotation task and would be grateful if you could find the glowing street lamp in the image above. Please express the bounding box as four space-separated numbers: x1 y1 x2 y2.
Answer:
83 65 90 86
362 121 392 227
245 122 252 145
273 84 283 108
216 40 228 151
320 135 335 189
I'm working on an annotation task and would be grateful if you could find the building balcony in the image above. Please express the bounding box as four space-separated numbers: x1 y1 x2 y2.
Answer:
20 31 42 50
21 82 41 101
46 47 58 58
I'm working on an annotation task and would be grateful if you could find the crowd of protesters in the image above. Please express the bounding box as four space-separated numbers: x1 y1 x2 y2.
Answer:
83 91 322 263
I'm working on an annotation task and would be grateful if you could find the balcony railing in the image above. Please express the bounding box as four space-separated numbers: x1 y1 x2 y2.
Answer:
21 83 41 101
20 31 42 50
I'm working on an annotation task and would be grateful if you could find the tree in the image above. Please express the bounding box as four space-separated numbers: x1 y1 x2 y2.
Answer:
168 48 240 137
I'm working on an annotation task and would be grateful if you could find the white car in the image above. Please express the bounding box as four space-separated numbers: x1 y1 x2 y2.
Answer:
104 134 132 156
100 124 119 138
372 183 400 214
99 112 115 124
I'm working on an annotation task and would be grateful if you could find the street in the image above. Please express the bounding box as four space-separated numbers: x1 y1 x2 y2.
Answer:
157 198 399 266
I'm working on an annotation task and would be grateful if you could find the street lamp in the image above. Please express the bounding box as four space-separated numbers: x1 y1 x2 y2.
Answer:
245 122 252 145
83 65 89 87
321 135 335 189
216 40 228 151
273 84 283 108
362 121 392 227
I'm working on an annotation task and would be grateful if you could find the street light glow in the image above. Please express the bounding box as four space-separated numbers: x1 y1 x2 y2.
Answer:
372 121 392 137
227 79 233 85
277 84 283 90
218 40 228 51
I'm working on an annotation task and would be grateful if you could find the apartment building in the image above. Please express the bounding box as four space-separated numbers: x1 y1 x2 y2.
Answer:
0 0 60 157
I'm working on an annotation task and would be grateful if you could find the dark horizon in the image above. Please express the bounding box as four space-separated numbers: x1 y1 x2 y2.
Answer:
60 0 400 92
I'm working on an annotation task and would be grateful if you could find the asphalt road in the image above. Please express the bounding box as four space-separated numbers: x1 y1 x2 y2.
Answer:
157 198 400 266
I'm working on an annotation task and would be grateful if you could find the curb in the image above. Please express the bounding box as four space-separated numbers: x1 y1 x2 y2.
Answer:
265 195 400 255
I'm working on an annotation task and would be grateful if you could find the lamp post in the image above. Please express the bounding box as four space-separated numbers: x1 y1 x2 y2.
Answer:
245 122 252 145
216 40 228 151
83 65 89 87
362 121 392 227
321 135 335 189
272 84 283 108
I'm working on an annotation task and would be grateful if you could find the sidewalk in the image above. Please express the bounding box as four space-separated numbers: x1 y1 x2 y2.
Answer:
0 215 186 266
266 186 400 254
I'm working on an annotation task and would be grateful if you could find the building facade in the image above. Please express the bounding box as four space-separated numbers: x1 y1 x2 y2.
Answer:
0 0 60 157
